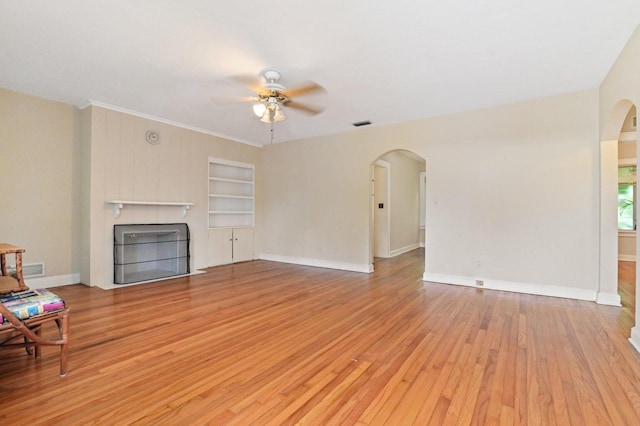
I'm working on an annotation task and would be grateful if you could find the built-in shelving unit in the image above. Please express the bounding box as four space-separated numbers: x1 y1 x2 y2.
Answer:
107 200 194 218
208 158 255 228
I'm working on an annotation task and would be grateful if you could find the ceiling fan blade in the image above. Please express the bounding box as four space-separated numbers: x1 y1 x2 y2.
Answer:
282 81 325 98
230 74 265 94
212 95 257 107
285 100 324 115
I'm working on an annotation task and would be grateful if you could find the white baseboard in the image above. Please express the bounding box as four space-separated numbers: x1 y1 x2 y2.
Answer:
26 273 80 289
259 253 373 273
422 272 597 301
390 243 420 258
618 254 636 262
630 327 640 354
96 269 206 290
596 291 622 306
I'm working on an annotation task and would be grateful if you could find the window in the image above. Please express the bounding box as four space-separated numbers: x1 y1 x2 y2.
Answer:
618 165 636 230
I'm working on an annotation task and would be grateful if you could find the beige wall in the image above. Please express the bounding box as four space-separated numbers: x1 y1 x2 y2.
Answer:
261 135 372 271
262 89 599 296
83 106 262 287
600 26 640 139
0 88 81 282
618 141 636 159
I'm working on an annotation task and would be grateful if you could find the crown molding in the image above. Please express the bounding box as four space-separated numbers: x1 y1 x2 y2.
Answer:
82 100 263 148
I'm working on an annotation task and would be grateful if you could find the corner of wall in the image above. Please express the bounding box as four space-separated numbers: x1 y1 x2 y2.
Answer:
629 327 640 354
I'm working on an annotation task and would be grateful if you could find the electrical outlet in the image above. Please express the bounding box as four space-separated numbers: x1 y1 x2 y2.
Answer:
476 280 484 287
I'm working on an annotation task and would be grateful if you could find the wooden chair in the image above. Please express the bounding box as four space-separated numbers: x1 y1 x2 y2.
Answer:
0 290 69 377
0 243 70 377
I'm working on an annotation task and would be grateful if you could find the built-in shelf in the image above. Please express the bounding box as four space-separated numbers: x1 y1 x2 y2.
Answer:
209 211 253 214
107 200 194 218
209 177 253 184
209 194 253 199
208 158 255 228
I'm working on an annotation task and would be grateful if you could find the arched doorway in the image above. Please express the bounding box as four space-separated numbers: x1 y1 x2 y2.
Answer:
369 149 426 270
600 99 639 351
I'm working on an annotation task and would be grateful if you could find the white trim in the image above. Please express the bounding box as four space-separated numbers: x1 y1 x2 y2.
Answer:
422 272 597 301
26 271 209 290
630 327 640 354
84 100 262 147
618 254 636 262
259 253 372 273
106 200 194 218
390 243 420 257
208 157 256 169
26 273 80 289
96 270 206 290
595 291 622 306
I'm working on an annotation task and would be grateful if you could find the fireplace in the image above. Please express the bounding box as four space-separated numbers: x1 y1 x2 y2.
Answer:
113 223 190 284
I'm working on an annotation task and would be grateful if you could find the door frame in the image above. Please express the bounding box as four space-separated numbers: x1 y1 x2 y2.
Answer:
372 160 391 260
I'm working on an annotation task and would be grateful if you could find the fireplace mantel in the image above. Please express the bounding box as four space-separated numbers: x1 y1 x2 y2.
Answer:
107 200 194 218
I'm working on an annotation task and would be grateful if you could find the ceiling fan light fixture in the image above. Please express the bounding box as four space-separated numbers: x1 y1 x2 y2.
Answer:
260 109 272 123
273 104 286 122
253 103 266 117
227 70 323 128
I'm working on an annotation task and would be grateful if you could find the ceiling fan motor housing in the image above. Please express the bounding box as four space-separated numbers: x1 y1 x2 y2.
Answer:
258 70 286 99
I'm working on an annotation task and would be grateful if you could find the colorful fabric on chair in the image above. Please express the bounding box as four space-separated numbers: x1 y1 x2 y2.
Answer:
0 289 65 323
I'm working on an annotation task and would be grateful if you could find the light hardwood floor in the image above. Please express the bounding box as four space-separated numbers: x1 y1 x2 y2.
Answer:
1 250 639 425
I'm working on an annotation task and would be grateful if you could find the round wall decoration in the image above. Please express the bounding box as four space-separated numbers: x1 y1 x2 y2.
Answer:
145 130 160 145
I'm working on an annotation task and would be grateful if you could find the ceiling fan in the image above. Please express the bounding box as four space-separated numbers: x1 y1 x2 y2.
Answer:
220 70 326 124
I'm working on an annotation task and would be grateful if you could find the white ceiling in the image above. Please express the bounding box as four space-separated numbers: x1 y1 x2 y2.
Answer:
1 1 639 145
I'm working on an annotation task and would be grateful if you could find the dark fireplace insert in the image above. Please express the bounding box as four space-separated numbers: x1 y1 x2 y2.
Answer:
113 223 190 284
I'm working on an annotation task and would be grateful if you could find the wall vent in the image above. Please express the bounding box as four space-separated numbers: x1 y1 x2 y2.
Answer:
352 120 372 127
8 262 45 278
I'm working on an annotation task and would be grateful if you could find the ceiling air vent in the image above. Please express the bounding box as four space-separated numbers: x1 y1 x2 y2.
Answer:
352 120 372 127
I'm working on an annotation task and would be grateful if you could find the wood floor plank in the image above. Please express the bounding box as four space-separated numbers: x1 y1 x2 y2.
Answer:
1 249 639 424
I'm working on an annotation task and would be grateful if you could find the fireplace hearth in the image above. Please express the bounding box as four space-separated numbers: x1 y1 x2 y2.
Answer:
113 223 190 284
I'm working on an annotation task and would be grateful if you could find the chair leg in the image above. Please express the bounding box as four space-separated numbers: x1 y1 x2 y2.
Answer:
34 325 42 359
57 312 69 377
24 324 42 356
24 336 34 355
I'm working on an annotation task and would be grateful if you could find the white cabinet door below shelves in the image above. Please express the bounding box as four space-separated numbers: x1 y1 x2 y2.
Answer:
231 228 254 263
208 228 254 267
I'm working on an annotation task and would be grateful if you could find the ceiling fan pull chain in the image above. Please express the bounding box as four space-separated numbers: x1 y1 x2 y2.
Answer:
270 120 274 144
